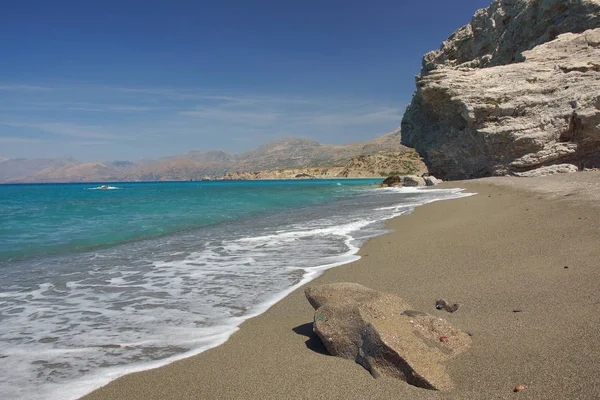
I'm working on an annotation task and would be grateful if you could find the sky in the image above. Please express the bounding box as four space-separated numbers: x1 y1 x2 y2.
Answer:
0 0 492 161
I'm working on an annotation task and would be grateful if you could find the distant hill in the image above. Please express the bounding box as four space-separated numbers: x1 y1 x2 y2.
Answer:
108 161 136 168
17 162 123 183
0 157 78 182
1 130 427 183
232 131 407 171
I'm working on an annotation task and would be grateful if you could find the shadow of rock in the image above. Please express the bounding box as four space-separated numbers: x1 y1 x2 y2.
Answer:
292 322 329 356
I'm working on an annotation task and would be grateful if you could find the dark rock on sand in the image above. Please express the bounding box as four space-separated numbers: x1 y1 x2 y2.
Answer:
425 176 442 186
379 175 402 188
435 299 459 313
403 175 426 187
305 283 471 391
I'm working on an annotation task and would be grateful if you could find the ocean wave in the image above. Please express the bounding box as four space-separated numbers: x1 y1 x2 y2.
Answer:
0 185 474 400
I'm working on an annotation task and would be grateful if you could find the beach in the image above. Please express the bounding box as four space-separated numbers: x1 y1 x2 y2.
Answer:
82 172 600 399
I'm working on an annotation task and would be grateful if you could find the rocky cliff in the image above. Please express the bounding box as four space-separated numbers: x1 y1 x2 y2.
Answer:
401 0 600 179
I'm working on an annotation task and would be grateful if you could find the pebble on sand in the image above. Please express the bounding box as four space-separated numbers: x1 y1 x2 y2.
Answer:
513 383 528 392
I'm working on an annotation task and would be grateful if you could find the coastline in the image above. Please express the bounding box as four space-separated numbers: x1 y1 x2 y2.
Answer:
0 177 388 185
82 172 600 399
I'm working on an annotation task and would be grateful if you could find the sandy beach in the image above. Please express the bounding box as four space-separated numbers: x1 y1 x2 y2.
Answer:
82 172 600 399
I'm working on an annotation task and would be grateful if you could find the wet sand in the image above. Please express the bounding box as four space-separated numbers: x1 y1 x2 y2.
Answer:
83 172 600 399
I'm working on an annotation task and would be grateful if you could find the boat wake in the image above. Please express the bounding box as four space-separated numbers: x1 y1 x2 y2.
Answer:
87 185 120 190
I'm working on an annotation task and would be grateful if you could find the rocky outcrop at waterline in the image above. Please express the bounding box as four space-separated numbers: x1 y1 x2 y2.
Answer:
377 174 441 188
403 175 426 187
379 175 402 187
401 0 600 180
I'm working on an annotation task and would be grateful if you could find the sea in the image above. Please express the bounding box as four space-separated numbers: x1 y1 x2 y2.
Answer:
0 179 472 399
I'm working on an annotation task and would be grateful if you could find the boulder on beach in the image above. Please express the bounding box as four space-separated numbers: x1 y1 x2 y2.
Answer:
425 176 443 186
305 283 471 391
403 175 426 187
378 175 402 188
513 163 579 177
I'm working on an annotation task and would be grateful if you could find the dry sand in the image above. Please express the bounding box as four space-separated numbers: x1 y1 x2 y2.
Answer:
83 172 600 399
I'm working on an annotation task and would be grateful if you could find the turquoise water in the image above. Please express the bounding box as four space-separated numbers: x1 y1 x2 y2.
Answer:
0 179 471 400
0 180 377 261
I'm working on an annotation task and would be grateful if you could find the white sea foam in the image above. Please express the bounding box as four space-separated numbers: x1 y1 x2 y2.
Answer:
0 186 474 400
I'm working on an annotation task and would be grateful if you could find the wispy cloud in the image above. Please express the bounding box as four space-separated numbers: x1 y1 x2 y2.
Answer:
0 85 52 91
112 86 207 101
0 83 405 159
179 97 402 132
198 94 313 106
66 105 156 113
0 101 158 113
300 107 403 126
71 141 111 146
0 122 124 140
0 136 46 143
181 108 281 123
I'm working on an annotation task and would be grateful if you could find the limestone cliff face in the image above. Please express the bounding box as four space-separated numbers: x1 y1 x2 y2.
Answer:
401 0 600 179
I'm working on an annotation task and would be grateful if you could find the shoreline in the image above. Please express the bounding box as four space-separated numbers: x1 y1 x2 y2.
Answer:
9 181 467 400
83 172 600 399
0 177 388 185
49 185 470 400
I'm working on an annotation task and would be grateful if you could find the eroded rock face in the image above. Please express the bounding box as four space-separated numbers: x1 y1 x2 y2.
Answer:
401 0 600 179
422 0 600 72
305 283 471 391
403 175 426 187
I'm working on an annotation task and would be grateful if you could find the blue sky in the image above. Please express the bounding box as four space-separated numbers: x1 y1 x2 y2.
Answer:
0 0 491 161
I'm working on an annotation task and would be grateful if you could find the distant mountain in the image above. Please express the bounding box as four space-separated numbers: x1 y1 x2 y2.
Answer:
232 131 406 171
165 150 234 164
107 160 136 169
120 158 231 182
18 162 123 183
221 151 426 180
0 157 78 182
0 130 426 183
